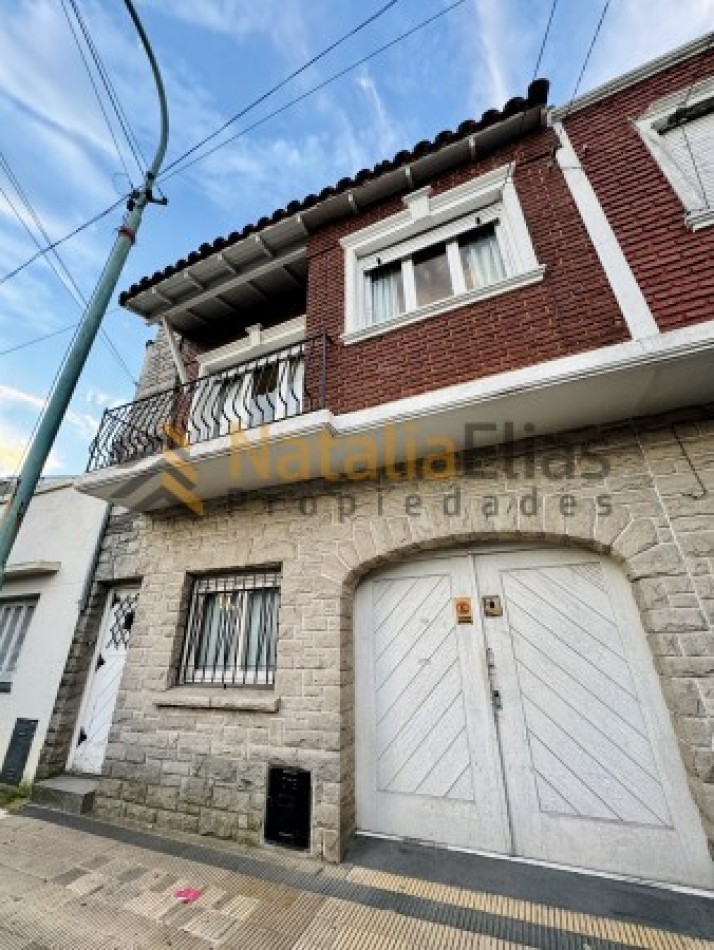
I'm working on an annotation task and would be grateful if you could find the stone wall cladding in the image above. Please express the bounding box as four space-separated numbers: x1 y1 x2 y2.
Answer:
564 45 714 333
94 405 714 861
306 127 630 415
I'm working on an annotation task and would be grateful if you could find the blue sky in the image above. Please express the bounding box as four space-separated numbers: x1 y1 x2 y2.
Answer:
0 0 712 477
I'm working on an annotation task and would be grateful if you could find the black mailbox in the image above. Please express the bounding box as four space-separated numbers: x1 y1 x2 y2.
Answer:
264 765 311 850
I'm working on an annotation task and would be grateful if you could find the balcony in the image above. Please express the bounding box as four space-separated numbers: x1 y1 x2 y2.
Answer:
87 335 329 473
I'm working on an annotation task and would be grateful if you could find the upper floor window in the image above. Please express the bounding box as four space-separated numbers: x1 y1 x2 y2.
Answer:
637 77 714 231
368 223 507 325
0 598 36 688
341 165 545 342
178 569 281 687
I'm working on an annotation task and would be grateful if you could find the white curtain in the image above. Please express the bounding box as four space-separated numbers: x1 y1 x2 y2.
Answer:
243 589 279 671
370 266 402 324
462 230 506 289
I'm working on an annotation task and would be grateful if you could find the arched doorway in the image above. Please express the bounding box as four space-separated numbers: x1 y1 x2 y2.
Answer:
354 544 713 887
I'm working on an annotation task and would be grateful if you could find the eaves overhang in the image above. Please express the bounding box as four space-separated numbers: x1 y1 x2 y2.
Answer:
121 80 550 334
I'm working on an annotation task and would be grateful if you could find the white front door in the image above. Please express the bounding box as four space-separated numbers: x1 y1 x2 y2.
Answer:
355 548 713 888
355 557 511 854
69 587 139 775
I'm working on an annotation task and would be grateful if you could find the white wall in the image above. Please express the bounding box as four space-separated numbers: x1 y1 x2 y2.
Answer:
0 482 108 783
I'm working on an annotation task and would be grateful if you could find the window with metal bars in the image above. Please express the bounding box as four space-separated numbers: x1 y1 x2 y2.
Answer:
178 570 281 686
0 598 37 687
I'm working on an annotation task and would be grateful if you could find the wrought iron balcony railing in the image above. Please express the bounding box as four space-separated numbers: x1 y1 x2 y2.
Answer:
87 334 330 472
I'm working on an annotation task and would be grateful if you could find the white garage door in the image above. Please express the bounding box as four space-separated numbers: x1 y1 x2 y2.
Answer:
355 548 713 888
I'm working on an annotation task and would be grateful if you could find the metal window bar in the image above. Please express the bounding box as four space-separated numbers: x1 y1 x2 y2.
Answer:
179 569 281 687
0 599 36 680
87 334 330 472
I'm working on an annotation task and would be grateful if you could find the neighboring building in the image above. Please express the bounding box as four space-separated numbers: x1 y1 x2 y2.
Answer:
0 480 107 786
42 34 714 887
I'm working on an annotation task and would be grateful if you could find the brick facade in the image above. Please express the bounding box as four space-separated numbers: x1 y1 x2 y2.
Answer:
307 128 629 415
564 46 714 333
93 407 714 860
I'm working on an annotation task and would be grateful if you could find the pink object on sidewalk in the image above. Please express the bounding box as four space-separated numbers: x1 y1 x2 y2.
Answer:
174 887 203 903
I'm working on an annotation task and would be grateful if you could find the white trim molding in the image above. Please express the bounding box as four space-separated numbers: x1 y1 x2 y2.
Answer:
340 164 544 341
552 121 659 340
197 316 306 375
635 75 714 231
551 32 714 119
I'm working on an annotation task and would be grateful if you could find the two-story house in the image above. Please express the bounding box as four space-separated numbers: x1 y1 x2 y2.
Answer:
39 33 714 888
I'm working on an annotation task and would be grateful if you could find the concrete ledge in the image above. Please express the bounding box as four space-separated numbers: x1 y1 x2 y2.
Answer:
152 689 280 713
32 775 97 815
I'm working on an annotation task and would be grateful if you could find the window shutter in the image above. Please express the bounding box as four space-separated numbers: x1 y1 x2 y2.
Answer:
659 112 714 208
0 600 36 681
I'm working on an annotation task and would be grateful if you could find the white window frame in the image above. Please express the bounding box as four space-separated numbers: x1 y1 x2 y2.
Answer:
0 597 36 688
636 75 714 232
340 164 545 343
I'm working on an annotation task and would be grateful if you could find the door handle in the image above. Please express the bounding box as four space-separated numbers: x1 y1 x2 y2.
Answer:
486 648 502 711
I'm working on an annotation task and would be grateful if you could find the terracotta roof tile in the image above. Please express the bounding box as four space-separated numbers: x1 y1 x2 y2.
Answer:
119 78 549 306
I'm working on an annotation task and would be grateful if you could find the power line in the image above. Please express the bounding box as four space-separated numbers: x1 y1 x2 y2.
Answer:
161 0 401 177
503 0 559 190
0 323 78 357
68 0 147 179
0 154 137 385
560 0 611 123
161 0 466 183
60 0 134 186
0 196 126 289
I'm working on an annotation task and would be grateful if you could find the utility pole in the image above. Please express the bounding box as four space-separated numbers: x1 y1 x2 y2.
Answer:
0 0 169 586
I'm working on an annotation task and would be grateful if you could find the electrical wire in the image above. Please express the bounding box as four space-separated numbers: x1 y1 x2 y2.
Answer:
0 323 78 357
0 196 126 289
60 0 134 187
160 0 401 177
560 0 611 124
502 0 559 189
160 0 466 183
0 154 137 386
68 0 147 179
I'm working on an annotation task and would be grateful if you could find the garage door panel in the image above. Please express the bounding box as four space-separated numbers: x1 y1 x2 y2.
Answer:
377 667 462 779
376 597 453 690
512 636 657 775
518 670 671 825
506 597 636 705
518 568 620 648
529 733 620 821
355 558 511 855
504 575 633 690
376 628 458 726
381 694 473 800
373 576 444 644
524 698 669 825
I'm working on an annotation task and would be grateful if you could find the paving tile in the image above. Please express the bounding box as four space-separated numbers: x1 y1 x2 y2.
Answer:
66 871 109 896
180 909 242 943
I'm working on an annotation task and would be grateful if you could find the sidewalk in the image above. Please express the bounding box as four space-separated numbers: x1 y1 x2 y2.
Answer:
0 805 710 949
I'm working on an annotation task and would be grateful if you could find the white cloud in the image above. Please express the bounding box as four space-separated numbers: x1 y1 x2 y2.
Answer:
584 1 714 92
355 71 404 159
0 384 100 440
